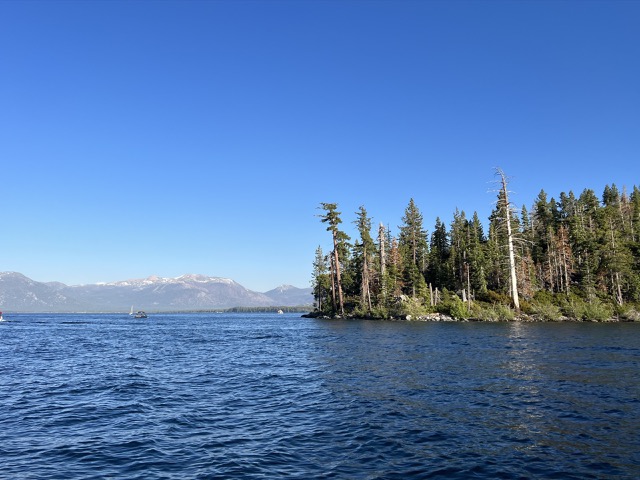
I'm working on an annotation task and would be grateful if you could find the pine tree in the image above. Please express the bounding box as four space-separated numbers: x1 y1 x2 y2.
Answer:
427 216 451 290
574 189 602 300
599 185 633 305
388 236 403 298
630 186 640 242
485 221 504 293
553 224 573 295
448 210 468 294
517 204 536 298
627 187 640 301
353 206 375 314
532 189 554 290
398 198 429 299
311 246 330 311
468 211 488 296
318 203 350 316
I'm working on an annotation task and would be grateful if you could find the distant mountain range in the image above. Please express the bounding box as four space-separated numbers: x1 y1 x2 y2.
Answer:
0 272 313 312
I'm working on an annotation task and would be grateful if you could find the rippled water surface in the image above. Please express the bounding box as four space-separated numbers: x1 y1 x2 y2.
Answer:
1 313 639 479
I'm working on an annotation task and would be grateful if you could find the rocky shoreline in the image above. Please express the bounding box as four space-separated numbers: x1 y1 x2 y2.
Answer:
302 311 639 323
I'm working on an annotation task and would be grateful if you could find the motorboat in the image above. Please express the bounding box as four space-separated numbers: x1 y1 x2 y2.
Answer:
130 306 148 318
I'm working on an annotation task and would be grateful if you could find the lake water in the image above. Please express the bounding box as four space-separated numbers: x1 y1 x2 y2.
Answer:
1 313 639 479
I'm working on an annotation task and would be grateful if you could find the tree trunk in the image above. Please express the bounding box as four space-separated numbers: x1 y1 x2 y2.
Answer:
499 169 521 311
379 223 387 303
362 248 372 314
330 255 336 311
333 232 345 316
609 218 624 306
466 261 471 309
559 227 571 295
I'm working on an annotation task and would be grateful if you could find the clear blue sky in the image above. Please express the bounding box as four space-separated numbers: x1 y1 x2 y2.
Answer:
1 0 638 291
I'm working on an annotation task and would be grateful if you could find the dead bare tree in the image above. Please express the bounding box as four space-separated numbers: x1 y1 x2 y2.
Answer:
496 168 521 311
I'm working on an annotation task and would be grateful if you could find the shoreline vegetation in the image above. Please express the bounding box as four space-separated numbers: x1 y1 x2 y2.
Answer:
310 169 640 324
302 307 640 323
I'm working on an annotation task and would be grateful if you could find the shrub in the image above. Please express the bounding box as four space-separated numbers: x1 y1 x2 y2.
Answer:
519 299 533 315
494 303 516 321
620 307 640 322
530 301 562 321
436 290 470 320
444 295 470 320
558 295 613 321
471 302 515 321
582 299 614 321
470 302 497 321
533 290 556 305
560 294 587 320
483 290 512 305
369 305 390 320
399 296 430 319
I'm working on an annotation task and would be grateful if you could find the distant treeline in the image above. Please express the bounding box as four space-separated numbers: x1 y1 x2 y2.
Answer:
145 306 312 314
312 170 640 321
226 306 312 313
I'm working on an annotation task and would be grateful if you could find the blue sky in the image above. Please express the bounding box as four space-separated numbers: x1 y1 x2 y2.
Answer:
1 0 638 291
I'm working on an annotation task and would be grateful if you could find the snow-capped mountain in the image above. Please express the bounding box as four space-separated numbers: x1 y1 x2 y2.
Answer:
264 284 314 306
101 273 238 288
0 272 313 312
0 272 84 311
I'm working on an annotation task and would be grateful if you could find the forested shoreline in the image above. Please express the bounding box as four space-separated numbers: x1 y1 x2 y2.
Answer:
309 170 640 322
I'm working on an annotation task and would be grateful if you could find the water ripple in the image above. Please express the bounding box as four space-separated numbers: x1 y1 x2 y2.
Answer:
1 314 639 478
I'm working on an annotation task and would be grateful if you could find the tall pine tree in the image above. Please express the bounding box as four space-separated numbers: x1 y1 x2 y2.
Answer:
398 199 429 299
318 203 350 316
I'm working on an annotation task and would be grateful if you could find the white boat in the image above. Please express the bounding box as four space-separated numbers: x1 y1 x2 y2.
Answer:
0 311 4 321
129 306 148 318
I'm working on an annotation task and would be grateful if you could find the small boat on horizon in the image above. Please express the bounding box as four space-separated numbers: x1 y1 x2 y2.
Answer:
129 306 148 318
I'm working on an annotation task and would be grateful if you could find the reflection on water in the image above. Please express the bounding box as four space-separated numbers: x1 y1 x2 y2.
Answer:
313 319 640 478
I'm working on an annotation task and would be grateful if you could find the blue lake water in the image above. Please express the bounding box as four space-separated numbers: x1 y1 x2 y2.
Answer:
1 313 639 479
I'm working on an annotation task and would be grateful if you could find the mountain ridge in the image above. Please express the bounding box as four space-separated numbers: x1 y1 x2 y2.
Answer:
0 272 313 312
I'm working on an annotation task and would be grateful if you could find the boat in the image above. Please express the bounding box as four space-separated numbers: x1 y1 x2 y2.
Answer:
0 311 4 321
129 306 147 318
